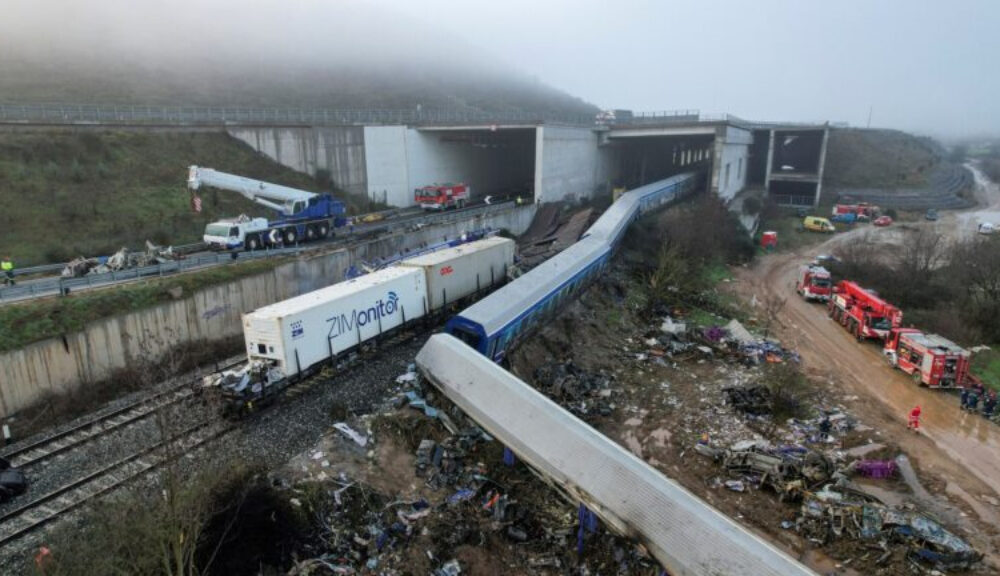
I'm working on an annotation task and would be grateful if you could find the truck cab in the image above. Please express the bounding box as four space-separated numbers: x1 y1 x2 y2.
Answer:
415 184 469 211
797 265 832 301
204 217 270 250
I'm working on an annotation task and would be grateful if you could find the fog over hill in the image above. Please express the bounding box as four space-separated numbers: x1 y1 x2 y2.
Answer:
0 0 596 117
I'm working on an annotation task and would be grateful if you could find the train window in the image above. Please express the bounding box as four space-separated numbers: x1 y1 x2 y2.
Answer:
452 328 482 350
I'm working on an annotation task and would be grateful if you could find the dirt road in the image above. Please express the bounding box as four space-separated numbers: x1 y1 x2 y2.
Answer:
742 167 1000 560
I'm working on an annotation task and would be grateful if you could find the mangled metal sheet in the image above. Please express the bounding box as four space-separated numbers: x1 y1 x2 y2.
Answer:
416 334 816 576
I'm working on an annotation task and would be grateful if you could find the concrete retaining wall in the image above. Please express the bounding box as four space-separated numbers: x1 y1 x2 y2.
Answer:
535 125 611 204
0 206 536 418
228 126 368 195
712 126 752 201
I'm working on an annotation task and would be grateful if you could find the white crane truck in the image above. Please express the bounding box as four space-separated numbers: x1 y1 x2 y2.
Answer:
188 166 347 250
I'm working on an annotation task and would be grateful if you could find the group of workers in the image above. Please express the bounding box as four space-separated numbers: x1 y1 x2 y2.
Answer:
960 384 997 418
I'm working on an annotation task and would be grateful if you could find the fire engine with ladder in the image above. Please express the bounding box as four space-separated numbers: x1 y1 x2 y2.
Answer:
415 183 470 211
883 328 977 388
828 280 902 342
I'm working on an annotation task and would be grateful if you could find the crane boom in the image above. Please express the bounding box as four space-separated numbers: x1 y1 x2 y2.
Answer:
188 165 318 217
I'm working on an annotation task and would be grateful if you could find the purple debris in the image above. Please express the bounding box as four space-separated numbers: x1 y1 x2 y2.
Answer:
856 460 897 479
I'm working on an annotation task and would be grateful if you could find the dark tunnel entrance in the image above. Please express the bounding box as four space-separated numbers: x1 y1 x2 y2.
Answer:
770 130 824 175
607 134 714 189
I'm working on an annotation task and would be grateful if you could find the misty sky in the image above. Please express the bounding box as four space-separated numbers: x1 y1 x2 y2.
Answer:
4 0 998 138
379 0 999 138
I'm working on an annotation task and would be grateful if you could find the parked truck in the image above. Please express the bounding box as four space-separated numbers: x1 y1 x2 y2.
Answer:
796 265 832 302
883 328 975 388
188 166 347 250
828 280 902 342
415 183 470 211
832 203 879 222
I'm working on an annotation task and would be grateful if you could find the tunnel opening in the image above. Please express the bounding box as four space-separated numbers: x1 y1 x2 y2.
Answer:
748 129 770 185
770 130 824 175
769 180 818 207
411 127 536 204
607 134 714 189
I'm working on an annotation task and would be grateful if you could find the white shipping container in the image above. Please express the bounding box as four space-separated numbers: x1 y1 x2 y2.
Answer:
400 236 515 311
242 266 427 378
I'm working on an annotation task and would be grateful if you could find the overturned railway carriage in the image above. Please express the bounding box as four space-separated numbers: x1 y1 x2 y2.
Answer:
447 172 701 362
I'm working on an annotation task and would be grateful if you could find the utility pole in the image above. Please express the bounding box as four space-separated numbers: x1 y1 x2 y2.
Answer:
866 106 873 129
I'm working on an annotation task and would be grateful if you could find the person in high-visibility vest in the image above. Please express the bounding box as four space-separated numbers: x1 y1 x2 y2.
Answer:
1 256 14 286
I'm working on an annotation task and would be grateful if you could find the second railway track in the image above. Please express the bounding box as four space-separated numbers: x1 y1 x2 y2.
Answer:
0 421 234 547
0 358 245 470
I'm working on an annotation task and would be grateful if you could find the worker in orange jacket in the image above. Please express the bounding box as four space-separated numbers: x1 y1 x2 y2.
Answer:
907 405 922 432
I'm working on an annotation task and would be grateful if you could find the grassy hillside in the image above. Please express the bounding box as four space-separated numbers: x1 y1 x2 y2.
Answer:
824 128 941 188
0 130 330 265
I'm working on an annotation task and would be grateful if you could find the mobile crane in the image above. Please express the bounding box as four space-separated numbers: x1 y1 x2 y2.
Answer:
188 166 347 250
827 280 902 342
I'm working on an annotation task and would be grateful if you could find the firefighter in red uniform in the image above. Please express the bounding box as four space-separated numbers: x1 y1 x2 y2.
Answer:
907 405 922 432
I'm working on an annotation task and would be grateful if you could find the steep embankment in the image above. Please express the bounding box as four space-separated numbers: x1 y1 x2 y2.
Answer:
823 128 972 209
0 131 326 265
0 2 597 120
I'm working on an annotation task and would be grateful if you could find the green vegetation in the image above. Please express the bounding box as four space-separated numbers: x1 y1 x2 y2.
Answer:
973 349 1000 393
0 131 335 265
824 128 940 189
624 195 754 328
0 258 281 352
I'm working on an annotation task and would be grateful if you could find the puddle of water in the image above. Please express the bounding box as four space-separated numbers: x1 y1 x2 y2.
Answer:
895 455 931 500
946 481 1000 525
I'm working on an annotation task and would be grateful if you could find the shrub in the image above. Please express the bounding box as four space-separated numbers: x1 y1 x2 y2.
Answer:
742 196 762 215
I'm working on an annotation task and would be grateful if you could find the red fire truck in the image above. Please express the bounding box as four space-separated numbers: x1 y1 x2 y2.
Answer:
828 280 902 342
796 265 832 302
883 328 975 388
832 203 879 221
415 183 470 211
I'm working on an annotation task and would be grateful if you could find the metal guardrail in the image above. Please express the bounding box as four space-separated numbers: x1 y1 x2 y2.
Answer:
0 103 596 127
12 242 205 278
0 102 817 130
0 201 519 303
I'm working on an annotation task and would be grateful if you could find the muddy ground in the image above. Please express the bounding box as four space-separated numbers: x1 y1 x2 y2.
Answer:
505 256 996 575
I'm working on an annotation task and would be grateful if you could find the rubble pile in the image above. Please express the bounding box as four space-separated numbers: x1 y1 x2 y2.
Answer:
798 484 982 571
532 361 615 418
60 241 180 278
697 440 835 501
288 369 670 575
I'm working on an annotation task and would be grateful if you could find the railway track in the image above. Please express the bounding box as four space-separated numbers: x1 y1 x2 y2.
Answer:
0 358 245 469
0 421 234 547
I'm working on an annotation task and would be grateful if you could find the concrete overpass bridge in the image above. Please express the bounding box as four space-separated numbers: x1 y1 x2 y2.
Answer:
0 103 829 210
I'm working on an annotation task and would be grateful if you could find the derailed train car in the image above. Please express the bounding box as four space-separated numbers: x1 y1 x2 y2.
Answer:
211 236 515 415
446 172 701 363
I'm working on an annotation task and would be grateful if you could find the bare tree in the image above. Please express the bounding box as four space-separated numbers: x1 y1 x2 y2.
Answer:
754 281 788 339
898 228 946 278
